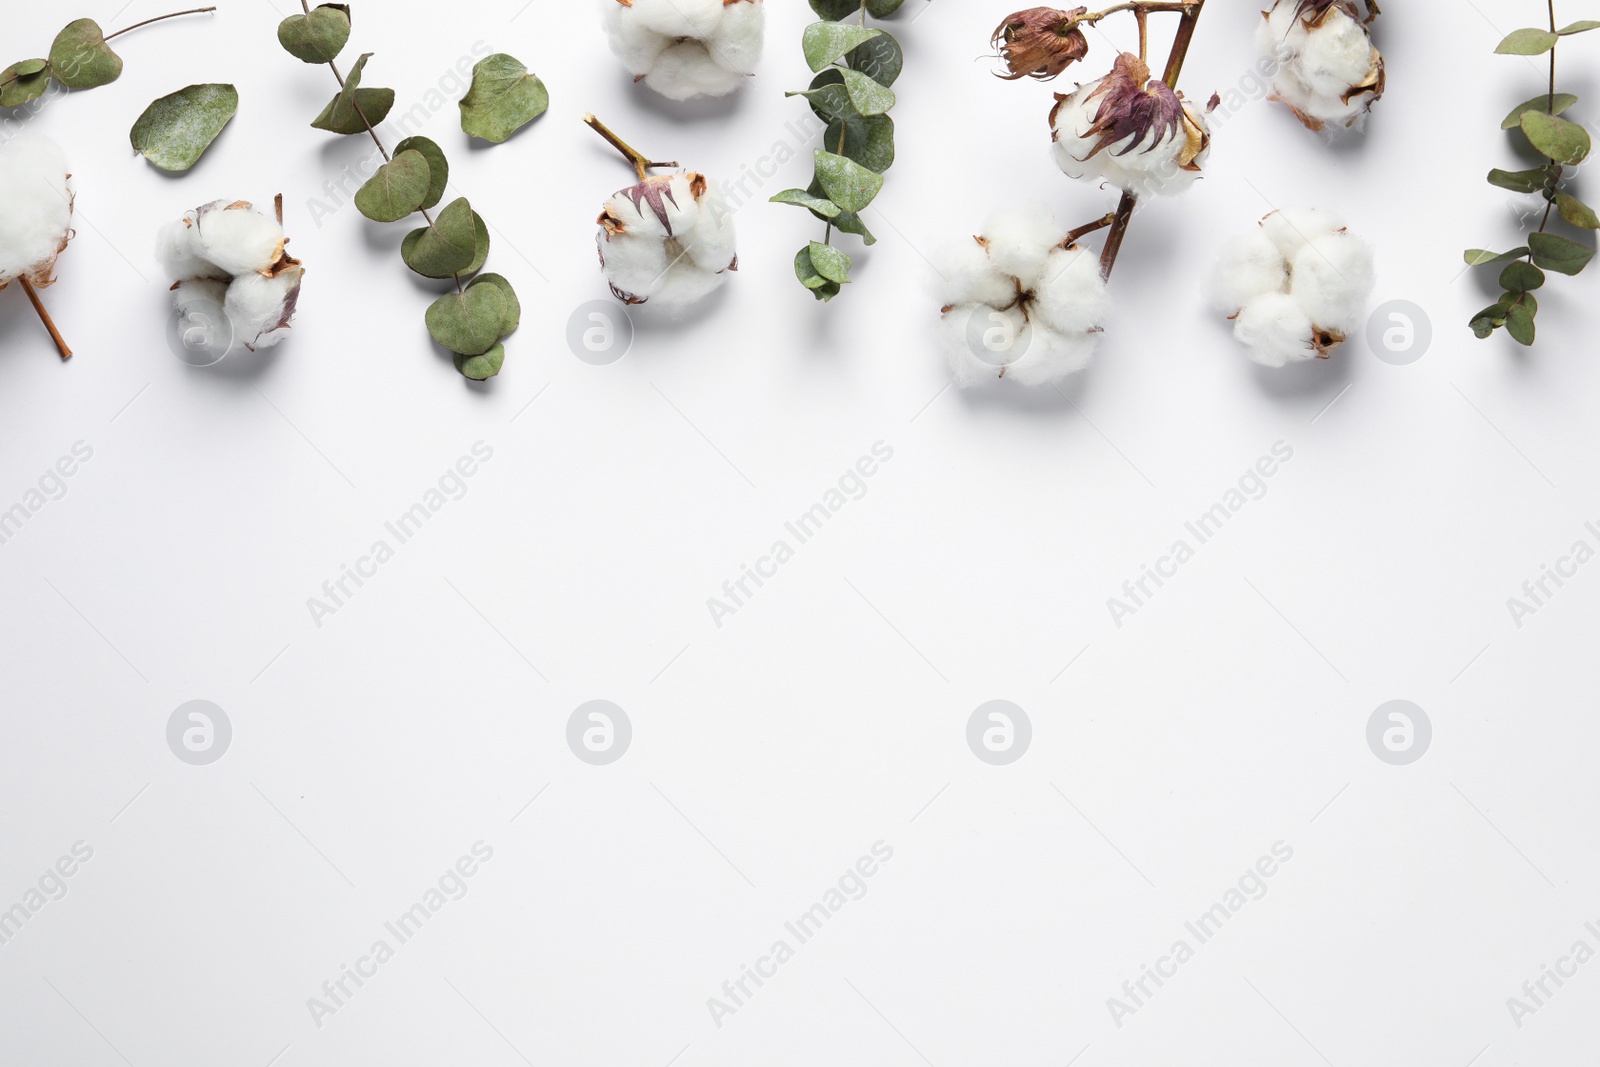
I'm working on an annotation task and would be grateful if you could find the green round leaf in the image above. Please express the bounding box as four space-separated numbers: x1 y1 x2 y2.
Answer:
49 19 122 90
394 135 449 210
845 31 902 87
838 67 895 115
471 272 520 335
1498 260 1545 291
311 53 394 134
1486 167 1546 194
355 148 431 222
464 212 491 276
455 343 505 381
1500 291 1539 316
771 188 841 217
803 22 883 72
426 276 515 356
809 0 861 19
0 60 51 108
791 69 857 125
401 197 477 278
1529 231 1596 275
866 0 906 14
807 177 876 242
1505 302 1536 345
1520 110 1592 164
459 53 549 144
1496 27 1559 54
1501 93 1578 129
129 83 239 172
828 113 895 172
1555 191 1600 229
277 4 351 64
814 149 884 213
807 240 852 284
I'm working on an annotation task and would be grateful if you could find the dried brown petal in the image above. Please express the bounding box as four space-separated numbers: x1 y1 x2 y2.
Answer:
990 7 1090 81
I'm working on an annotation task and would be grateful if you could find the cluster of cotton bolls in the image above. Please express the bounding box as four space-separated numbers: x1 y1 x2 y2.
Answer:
1258 0 1384 132
933 205 1111 388
1050 53 1212 197
1207 207 1375 367
0 133 75 296
604 0 765 101
597 172 739 311
157 199 304 361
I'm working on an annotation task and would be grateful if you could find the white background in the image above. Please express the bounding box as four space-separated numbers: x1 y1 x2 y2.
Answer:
4 0 1599 1063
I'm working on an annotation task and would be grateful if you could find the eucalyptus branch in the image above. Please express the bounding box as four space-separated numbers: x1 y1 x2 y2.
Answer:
2 6 217 104
103 7 218 43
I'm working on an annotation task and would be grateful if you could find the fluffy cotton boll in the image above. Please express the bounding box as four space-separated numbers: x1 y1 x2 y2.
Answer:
605 0 764 100
1260 205 1344 261
225 270 304 351
1258 0 1384 131
596 172 738 311
0 132 74 290
1234 292 1317 368
188 200 287 277
1297 7 1379 99
156 218 223 281
934 208 1110 388
1206 230 1288 314
1050 53 1211 198
1288 232 1374 336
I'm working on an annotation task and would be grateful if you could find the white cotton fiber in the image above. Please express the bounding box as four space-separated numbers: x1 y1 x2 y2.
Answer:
597 172 738 312
0 132 74 289
1050 54 1211 198
1209 207 1375 367
605 0 765 100
159 199 303 361
1257 0 1384 131
933 205 1110 388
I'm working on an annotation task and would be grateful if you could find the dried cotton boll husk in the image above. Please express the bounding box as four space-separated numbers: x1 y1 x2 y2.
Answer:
934 205 1110 388
159 199 304 357
1257 0 1384 132
1050 52 1211 197
0 133 75 293
1209 207 1375 367
604 0 765 101
596 172 738 312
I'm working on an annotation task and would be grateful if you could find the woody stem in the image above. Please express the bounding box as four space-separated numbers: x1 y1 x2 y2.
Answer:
1099 0 1205 279
1063 212 1118 246
103 6 217 42
17 278 72 360
583 114 676 181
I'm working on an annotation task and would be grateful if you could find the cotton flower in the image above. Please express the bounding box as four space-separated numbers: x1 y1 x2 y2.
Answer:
1051 53 1212 197
0 133 75 295
597 171 738 311
991 7 1090 81
1207 207 1375 367
1257 0 1384 131
605 0 765 101
157 199 304 359
933 204 1110 387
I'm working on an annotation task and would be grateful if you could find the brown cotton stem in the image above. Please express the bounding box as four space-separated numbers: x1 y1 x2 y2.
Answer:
1064 212 1118 247
18 278 72 360
1099 0 1205 279
104 6 217 42
583 114 676 180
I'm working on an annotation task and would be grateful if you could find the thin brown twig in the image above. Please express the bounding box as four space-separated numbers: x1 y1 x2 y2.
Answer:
104 6 217 42
18 278 72 360
582 113 676 180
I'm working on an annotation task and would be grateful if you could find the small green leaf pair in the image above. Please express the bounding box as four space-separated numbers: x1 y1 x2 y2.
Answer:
2 14 161 106
1494 20 1600 55
354 137 449 223
426 274 520 379
794 241 852 302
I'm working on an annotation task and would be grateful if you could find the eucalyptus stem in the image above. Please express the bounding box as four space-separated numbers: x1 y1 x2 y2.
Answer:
1528 0 1559 263
103 6 217 42
17 278 71 360
582 113 676 181
1099 0 1205 279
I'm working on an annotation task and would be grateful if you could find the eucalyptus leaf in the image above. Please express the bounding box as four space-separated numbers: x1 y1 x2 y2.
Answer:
814 150 884 212
844 32 903 87
1463 247 1529 266
277 4 351 64
464 212 491 276
1557 19 1600 34
771 189 842 218
867 0 907 15
426 274 516 356
1556 191 1600 228
792 69 857 125
1529 231 1596 274
807 240 851 284
803 22 883 72
1498 260 1545 291
1520 110 1591 164
1505 303 1536 345
1487 167 1546 193
1502 92 1578 128
129 83 238 172
49 19 122 90
1502 291 1538 316
459 53 549 143
794 245 827 289
455 343 505 381
310 53 394 134
471 273 521 334
354 148 431 222
1470 302 1510 338
394 135 449 209
809 0 861 19
401 197 477 278
0 60 51 108
1496 27 1559 54
828 113 895 172
839 67 895 116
